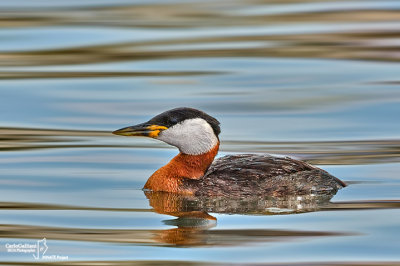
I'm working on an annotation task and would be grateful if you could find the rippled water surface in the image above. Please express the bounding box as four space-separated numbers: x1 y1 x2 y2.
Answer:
0 1 399 265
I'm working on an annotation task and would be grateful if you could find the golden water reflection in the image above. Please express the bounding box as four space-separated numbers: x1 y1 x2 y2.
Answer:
1 196 398 247
1 1 399 71
1 127 399 165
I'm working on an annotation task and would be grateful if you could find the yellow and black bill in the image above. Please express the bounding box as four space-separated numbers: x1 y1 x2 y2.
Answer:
112 123 167 138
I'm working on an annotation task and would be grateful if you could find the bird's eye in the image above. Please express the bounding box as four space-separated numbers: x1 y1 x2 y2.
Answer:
168 117 180 125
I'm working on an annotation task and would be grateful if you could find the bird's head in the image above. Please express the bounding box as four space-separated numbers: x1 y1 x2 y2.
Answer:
113 107 220 155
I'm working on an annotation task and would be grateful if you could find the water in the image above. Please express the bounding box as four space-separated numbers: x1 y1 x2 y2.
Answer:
0 0 399 265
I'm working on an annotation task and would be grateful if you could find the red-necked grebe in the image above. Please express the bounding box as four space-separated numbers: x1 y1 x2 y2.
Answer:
113 107 346 196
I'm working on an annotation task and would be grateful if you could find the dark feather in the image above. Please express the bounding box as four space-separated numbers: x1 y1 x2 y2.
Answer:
184 154 345 197
148 107 221 137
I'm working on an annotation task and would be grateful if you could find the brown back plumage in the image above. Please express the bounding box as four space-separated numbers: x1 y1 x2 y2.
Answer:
184 154 346 197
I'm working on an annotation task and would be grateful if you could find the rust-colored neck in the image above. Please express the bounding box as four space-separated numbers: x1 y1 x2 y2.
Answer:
144 142 219 194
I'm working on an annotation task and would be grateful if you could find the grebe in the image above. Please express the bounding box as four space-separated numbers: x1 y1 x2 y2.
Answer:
113 107 345 197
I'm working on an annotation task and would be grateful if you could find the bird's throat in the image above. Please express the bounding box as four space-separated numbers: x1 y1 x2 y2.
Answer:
143 142 220 193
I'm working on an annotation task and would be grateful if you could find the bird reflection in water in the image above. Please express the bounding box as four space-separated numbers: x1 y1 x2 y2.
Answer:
144 190 339 246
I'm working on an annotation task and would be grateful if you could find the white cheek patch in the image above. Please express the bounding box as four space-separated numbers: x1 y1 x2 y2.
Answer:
157 118 218 155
